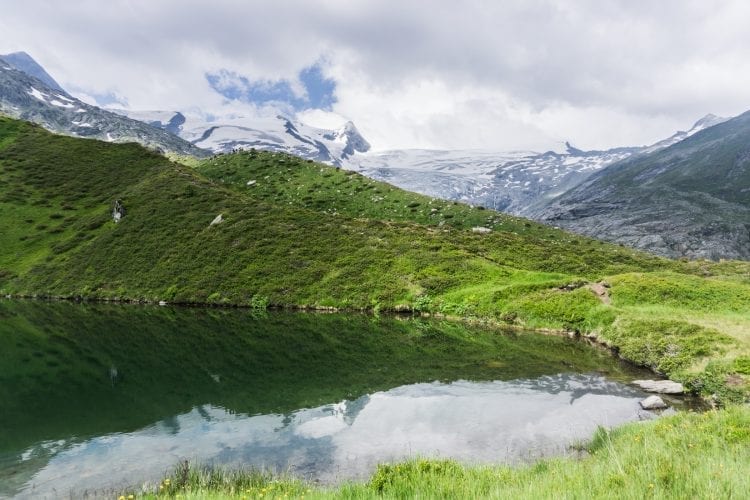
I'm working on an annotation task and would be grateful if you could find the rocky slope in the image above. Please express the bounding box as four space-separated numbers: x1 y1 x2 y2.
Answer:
0 56 207 157
535 111 750 260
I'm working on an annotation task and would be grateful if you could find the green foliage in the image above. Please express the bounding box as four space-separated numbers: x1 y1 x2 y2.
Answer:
603 318 735 375
249 294 269 310
610 272 750 312
503 287 614 331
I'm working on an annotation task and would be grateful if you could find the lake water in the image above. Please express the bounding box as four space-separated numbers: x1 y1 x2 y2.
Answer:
0 300 687 498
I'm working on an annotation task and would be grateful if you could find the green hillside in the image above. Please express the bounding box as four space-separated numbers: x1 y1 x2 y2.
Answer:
0 116 748 402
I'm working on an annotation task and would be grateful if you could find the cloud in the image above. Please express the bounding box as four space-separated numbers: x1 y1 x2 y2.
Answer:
2 0 750 150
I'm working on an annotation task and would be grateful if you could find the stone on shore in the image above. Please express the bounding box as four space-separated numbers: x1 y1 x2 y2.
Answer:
632 379 684 394
640 395 668 410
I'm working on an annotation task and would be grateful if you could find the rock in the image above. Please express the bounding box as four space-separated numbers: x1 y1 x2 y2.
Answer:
472 227 492 234
112 199 126 223
210 214 224 226
632 379 684 394
640 395 667 410
246 180 256 186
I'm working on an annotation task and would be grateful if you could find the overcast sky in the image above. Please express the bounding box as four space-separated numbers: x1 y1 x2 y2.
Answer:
2 0 750 151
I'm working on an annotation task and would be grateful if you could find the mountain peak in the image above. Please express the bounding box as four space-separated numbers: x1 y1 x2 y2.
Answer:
691 113 726 131
335 121 371 155
0 51 65 93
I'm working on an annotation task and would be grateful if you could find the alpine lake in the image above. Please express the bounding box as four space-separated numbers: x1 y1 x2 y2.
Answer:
0 300 699 498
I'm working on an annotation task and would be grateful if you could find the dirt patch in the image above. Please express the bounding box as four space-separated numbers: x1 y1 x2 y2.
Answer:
588 281 611 305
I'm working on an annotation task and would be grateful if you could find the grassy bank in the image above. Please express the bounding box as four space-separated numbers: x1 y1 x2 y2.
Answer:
125 406 749 499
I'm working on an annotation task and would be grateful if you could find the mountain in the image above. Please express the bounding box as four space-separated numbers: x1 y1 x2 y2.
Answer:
0 55 208 158
347 144 639 215
0 51 65 92
114 110 370 165
346 117 729 217
535 111 750 260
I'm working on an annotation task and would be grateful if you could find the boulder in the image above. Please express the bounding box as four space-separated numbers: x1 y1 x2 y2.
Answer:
632 379 684 394
210 214 224 226
640 395 668 410
112 199 126 223
472 227 492 234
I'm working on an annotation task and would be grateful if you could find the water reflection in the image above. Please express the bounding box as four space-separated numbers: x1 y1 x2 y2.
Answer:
12 374 650 497
0 301 667 498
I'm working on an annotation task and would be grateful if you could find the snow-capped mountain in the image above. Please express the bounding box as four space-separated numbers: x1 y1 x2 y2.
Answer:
114 110 371 166
347 143 641 215
345 115 723 216
0 55 207 157
0 51 65 93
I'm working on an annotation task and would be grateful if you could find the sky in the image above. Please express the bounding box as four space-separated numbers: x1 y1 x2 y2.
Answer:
2 0 750 151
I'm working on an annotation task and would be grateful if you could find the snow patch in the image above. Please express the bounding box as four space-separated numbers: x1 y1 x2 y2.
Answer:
27 87 47 101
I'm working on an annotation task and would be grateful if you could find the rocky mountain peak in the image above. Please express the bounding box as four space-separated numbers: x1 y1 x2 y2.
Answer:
335 121 371 155
0 51 66 94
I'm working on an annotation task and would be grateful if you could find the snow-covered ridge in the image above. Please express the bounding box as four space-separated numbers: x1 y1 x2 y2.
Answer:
113 110 371 166
342 114 726 215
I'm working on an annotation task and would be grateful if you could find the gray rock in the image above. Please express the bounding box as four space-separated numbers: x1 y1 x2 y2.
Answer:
112 199 125 223
209 214 224 226
632 379 685 394
640 395 668 410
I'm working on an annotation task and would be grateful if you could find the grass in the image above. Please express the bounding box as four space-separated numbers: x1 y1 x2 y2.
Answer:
122 406 750 499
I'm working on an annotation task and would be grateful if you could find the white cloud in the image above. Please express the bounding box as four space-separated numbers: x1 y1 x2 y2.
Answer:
2 0 750 150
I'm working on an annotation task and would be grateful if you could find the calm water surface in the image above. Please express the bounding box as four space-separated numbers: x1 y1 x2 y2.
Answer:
0 301 687 498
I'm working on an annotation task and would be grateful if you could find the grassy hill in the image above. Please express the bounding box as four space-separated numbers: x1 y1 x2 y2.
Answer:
0 116 748 404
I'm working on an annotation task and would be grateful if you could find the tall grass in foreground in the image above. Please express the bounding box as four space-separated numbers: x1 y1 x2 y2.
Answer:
132 406 749 499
